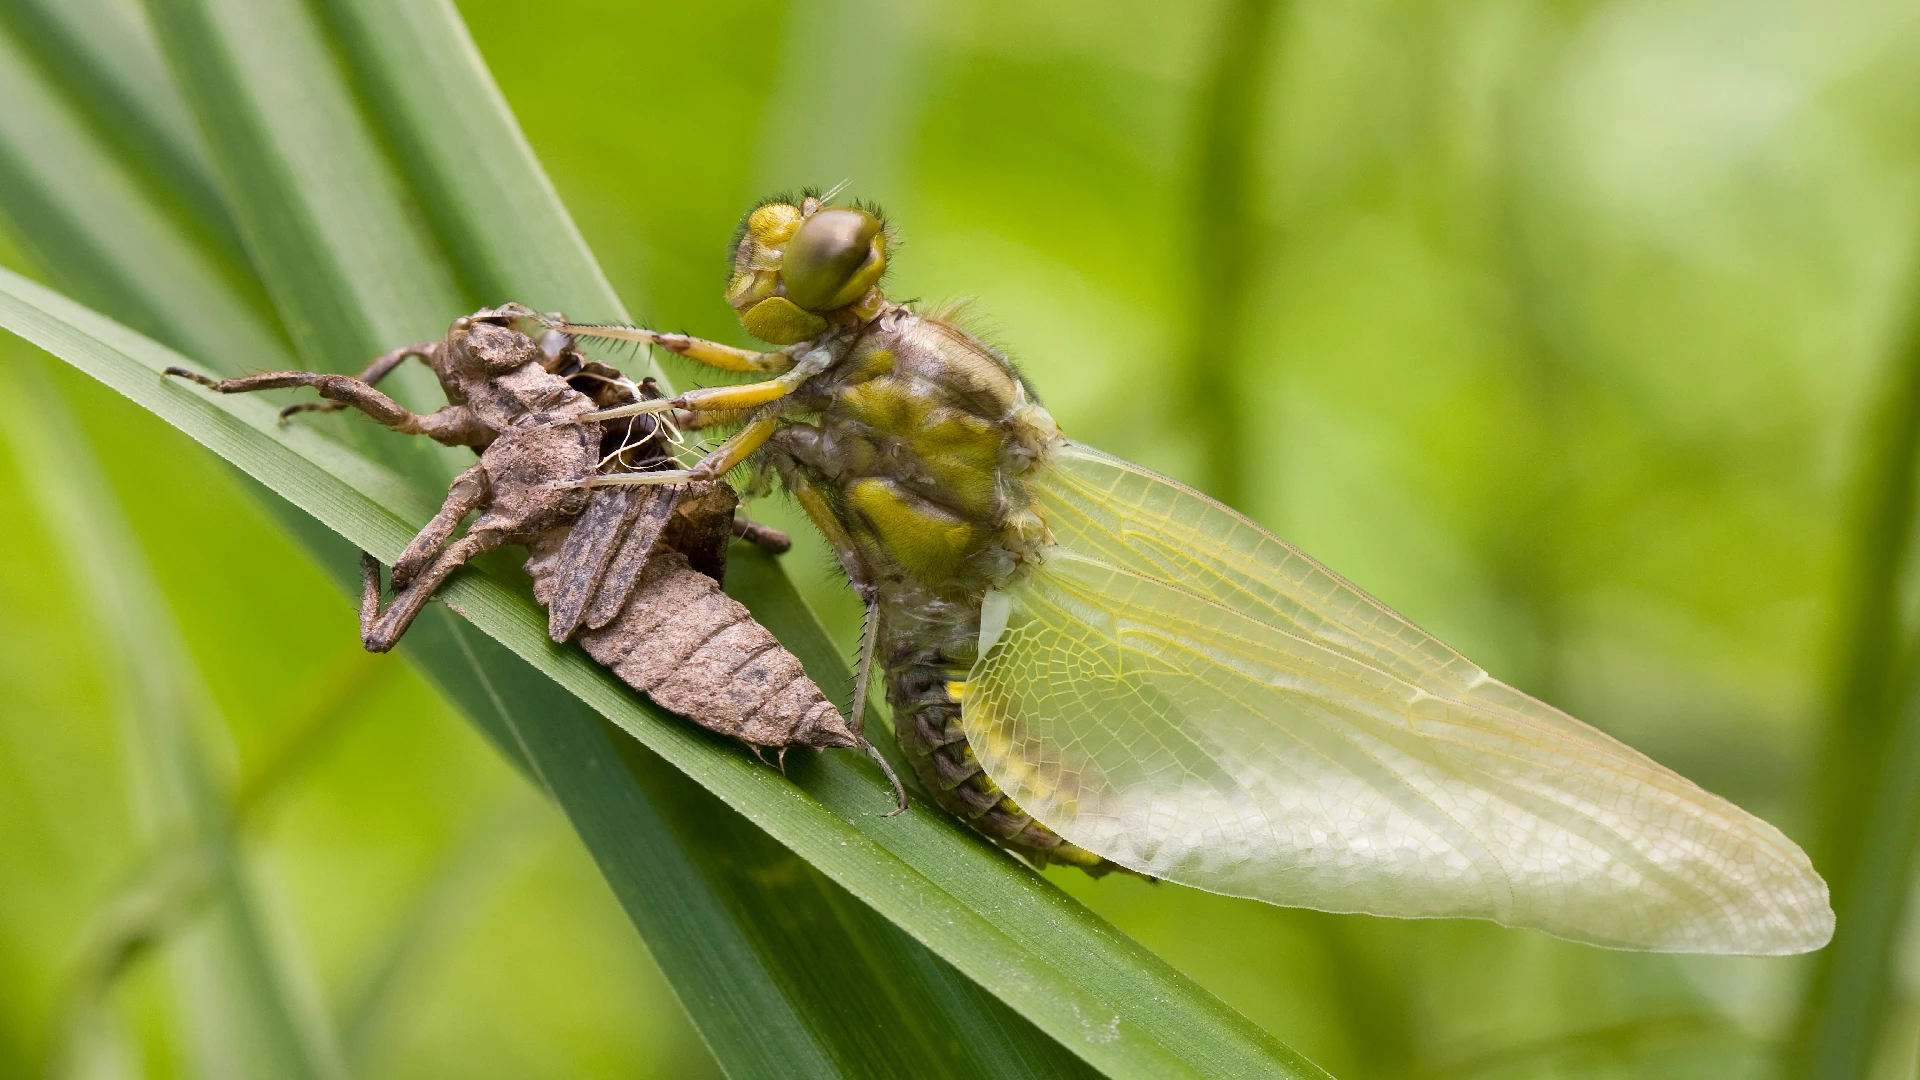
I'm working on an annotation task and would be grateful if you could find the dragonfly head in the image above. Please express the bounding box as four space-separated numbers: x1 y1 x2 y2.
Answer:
727 192 890 344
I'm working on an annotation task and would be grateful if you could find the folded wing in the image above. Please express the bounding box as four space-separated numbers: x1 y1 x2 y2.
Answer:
961 441 1832 954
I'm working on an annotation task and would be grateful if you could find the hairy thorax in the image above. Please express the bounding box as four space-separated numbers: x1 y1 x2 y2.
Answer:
779 305 1056 597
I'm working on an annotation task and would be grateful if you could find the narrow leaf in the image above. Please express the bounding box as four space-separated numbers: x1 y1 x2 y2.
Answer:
142 0 461 441
0 20 289 376
312 0 631 323
0 0 251 268
1796 268 1920 1076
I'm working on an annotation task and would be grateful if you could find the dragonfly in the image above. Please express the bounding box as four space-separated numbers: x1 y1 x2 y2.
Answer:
545 190 1833 955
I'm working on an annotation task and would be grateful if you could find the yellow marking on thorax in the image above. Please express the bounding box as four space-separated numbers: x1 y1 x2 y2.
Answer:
846 477 985 585
834 373 1008 518
836 376 923 431
844 344 895 382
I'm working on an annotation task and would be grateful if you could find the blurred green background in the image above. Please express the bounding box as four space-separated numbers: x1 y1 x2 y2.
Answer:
3 0 1919 1076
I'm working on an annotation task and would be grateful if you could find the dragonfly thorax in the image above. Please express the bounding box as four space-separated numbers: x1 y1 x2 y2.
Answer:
763 302 1108 872
774 304 1055 596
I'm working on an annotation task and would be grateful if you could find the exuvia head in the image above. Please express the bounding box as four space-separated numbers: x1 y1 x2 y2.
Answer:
727 190 890 344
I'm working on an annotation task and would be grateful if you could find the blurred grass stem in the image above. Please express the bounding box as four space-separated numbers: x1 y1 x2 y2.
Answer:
1183 0 1283 509
1796 247 1920 1078
1414 1011 1739 1080
1796 662 1920 1078
3 356 345 1080
51 649 386 1019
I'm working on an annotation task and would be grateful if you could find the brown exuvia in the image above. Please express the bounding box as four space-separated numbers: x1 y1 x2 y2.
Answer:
165 306 902 800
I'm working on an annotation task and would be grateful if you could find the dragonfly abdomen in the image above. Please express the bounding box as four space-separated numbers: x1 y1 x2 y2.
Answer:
881 612 1108 871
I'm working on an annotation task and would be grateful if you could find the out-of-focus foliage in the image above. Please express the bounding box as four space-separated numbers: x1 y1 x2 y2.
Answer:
1 0 1917 1076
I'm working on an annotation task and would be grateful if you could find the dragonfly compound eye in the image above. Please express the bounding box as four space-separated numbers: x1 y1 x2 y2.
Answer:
781 207 887 313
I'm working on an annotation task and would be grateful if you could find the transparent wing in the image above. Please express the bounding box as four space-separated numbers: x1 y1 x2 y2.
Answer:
963 441 1832 954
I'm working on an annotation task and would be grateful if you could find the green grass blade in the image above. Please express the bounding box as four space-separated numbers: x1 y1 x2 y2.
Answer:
0 23 1119 1076
0 21 291 376
0 0 251 270
1181 0 1283 508
251 468 1091 1080
311 0 630 323
140 0 461 438
1795 277 1920 1078
1796 670 1920 1078
1809 268 1920 920
0 356 346 1080
0 265 1327 1079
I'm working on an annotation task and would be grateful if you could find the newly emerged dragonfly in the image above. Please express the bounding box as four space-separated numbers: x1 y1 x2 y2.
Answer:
550 191 1831 955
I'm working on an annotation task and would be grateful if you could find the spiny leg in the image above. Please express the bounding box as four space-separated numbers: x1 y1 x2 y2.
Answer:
361 529 509 652
163 367 490 446
772 452 905 814
551 322 799 373
581 418 777 487
851 597 883 746
797 485 883 739
572 359 828 426
582 377 795 423
391 464 490 591
359 551 382 632
778 464 880 726
276 342 437 421
569 354 833 491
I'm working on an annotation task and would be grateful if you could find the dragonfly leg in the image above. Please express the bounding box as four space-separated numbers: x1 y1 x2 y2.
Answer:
574 350 832 425
776 459 883 729
758 439 908 813
580 419 778 487
731 515 792 554
576 376 798 423
550 321 799 373
796 490 907 816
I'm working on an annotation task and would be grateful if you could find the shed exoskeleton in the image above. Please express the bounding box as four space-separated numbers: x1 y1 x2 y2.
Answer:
164 307 902 799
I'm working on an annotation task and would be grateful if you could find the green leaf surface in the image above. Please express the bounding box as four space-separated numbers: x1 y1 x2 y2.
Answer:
1795 260 1920 1079
0 0 252 269
1795 669 1920 1079
0 259 1322 1080
0 21 290 377
0 356 346 1080
311 0 631 325
141 0 460 477
261 498 1098 1080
